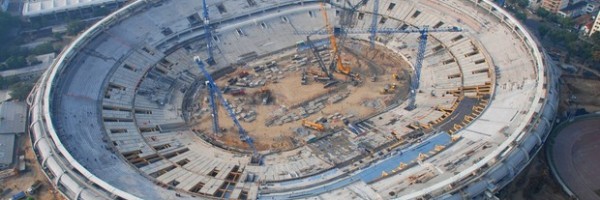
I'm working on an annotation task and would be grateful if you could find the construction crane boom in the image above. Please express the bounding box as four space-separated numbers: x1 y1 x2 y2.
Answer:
369 0 379 48
206 81 219 134
319 3 351 75
295 25 462 109
201 0 216 65
306 36 333 79
194 57 260 161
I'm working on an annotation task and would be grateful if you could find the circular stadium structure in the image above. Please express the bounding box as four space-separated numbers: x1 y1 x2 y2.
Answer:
28 0 559 199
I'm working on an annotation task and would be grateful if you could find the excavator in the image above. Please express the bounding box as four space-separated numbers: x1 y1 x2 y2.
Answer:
302 119 325 131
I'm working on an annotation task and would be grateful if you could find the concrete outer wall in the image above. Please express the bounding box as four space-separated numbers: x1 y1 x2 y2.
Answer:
424 0 559 199
28 0 151 199
27 0 558 199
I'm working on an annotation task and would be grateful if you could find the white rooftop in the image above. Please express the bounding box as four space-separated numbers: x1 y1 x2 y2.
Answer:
22 0 122 17
0 101 27 134
0 134 15 167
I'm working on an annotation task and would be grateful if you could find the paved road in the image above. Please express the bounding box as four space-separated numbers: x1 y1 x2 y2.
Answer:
550 118 600 200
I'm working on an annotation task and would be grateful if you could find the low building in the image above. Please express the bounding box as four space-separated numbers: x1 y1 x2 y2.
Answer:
590 10 600 35
22 0 126 21
0 102 27 135
585 1 600 13
0 134 15 169
558 1 589 17
542 0 570 13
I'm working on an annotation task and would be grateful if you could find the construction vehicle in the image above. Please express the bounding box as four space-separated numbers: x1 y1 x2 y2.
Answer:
380 83 397 94
258 88 271 105
392 73 400 81
296 13 462 109
319 3 353 77
306 36 333 80
302 119 325 131
301 68 308 85
26 180 42 195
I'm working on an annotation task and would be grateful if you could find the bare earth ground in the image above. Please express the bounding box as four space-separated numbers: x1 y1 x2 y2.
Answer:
561 76 600 113
193 42 411 151
0 133 63 200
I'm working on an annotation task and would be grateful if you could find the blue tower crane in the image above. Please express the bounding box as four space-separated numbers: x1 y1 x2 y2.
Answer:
201 0 216 65
194 57 261 164
294 26 462 109
206 79 219 134
369 0 379 48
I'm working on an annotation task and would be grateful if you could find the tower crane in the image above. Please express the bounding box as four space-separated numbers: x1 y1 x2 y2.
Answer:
194 57 261 164
295 25 462 109
306 35 333 79
369 0 379 48
201 0 216 65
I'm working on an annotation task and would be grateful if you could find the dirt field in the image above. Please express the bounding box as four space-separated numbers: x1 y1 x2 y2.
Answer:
193 41 411 151
0 133 62 200
560 76 600 113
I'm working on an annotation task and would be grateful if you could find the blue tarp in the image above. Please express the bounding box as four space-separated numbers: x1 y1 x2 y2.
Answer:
259 132 453 199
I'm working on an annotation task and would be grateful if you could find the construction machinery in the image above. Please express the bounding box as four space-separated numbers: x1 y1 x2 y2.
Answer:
306 35 333 79
319 3 353 76
302 119 325 131
392 73 400 81
369 0 380 48
301 68 308 85
201 0 216 65
194 57 261 164
295 25 462 109
380 83 397 94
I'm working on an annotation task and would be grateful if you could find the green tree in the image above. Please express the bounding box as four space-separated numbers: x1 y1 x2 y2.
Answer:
0 75 20 89
0 11 17 45
591 32 600 44
67 20 85 36
538 24 550 36
4 56 27 69
31 42 55 55
0 11 21 63
93 6 110 16
26 55 41 66
592 51 600 62
536 8 551 18
9 82 34 101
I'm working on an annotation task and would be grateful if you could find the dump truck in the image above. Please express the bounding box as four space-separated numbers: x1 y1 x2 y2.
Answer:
27 180 42 195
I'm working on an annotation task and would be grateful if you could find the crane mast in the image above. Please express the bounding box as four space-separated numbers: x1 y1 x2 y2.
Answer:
201 0 216 65
194 57 261 164
294 24 462 109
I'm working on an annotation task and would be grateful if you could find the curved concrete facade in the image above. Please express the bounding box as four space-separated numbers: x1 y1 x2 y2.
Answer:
27 0 558 199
